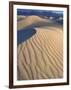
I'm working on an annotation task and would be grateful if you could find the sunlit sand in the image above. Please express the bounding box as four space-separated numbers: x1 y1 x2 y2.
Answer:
17 16 63 80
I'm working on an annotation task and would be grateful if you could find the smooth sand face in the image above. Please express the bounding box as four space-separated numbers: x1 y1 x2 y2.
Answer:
17 26 63 80
17 15 46 30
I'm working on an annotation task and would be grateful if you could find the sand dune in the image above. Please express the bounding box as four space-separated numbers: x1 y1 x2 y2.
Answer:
17 26 63 80
17 15 46 30
17 15 26 21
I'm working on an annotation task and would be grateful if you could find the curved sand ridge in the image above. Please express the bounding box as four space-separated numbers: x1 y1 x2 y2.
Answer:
17 26 63 80
17 15 46 30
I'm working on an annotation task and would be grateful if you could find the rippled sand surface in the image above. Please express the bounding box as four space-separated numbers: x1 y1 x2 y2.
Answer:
17 26 63 80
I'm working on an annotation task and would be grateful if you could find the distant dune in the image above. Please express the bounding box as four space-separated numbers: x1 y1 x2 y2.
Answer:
17 15 26 21
17 25 63 80
17 15 46 30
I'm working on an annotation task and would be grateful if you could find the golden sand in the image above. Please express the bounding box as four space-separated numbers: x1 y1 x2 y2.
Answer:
17 26 63 80
17 16 46 30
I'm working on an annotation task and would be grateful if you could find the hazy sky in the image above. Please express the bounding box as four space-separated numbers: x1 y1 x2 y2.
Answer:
17 9 63 16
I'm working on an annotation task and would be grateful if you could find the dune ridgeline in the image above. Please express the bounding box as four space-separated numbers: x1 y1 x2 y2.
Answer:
17 15 63 80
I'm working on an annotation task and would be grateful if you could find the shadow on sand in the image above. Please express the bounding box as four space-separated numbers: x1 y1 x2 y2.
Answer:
17 20 62 45
17 27 36 45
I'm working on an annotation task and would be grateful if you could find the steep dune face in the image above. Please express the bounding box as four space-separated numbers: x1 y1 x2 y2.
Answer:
17 27 63 80
17 15 46 30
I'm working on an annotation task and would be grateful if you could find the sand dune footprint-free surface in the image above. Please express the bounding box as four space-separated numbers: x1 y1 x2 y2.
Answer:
17 15 63 80
17 26 63 80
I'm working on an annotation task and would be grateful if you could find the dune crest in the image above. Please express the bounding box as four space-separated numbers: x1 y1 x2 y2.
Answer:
17 26 63 80
17 15 46 30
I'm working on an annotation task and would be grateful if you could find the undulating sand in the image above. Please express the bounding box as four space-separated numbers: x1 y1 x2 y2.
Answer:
17 21 63 80
17 16 46 30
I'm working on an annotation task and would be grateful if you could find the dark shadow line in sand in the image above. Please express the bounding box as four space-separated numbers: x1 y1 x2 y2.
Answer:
17 27 36 45
17 20 63 45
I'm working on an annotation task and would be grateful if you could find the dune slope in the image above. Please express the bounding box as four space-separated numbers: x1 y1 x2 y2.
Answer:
17 27 63 80
17 15 46 30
